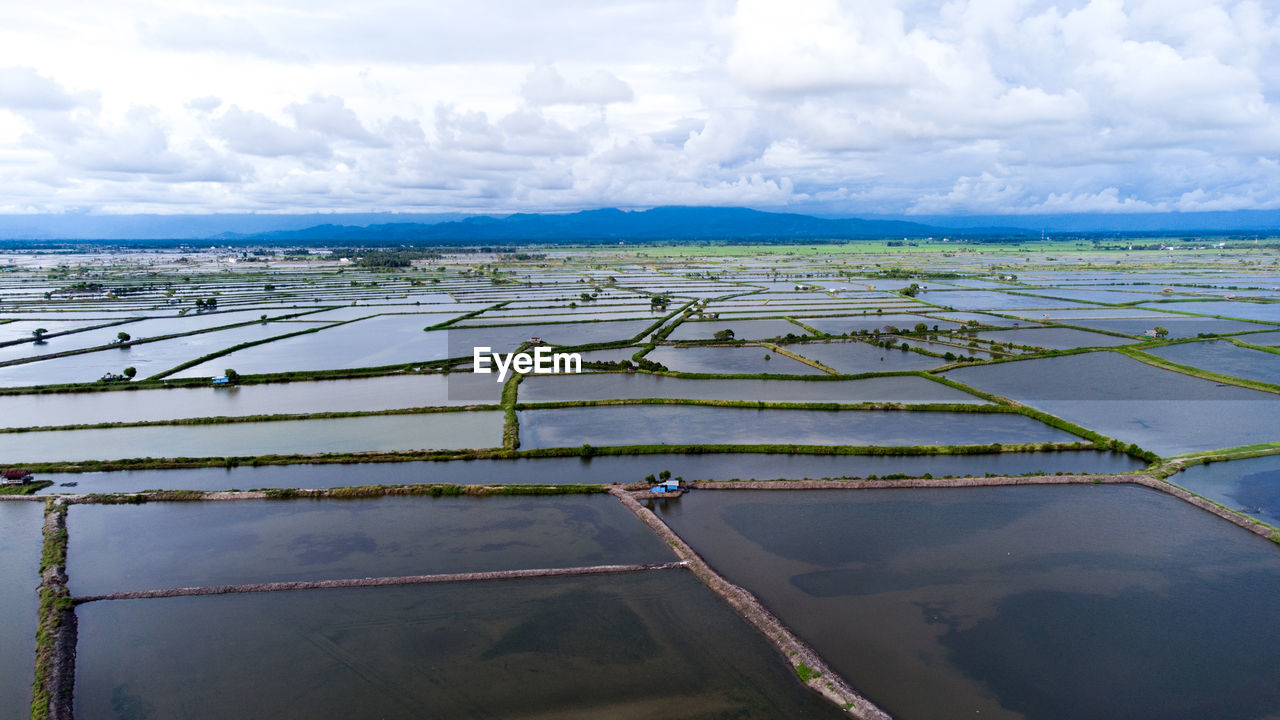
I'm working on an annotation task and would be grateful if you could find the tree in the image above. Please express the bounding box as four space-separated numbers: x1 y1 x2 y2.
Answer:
1153 326 1169 338
116 331 131 343
224 368 240 383
712 329 735 341
901 283 921 297
31 328 48 343
123 367 137 379
659 470 671 481
913 322 928 333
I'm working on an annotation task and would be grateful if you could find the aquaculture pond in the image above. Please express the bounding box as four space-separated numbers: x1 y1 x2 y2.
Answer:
971 327 1135 350
67 495 670 595
922 311 1023 327
1143 340 1280 386
798 314 961 334
1024 288 1165 304
0 310 303 363
74 571 848 719
169 313 462 377
1139 300 1280 324
0 318 114 343
0 501 42 715
665 318 809 341
517 406 1079 449
789 341 945 373
661 486 1280 720
1173 455 1280 528
1056 316 1264 339
0 374 501 429
35 450 1145 494
644 345 825 374
1236 329 1280 345
914 291 1094 311
0 411 504 463
0 321 316 387
519 373 987 404
445 319 657 354
946 351 1280 456
574 346 641 363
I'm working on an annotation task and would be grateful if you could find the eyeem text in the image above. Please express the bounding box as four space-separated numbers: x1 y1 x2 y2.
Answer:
472 346 582 382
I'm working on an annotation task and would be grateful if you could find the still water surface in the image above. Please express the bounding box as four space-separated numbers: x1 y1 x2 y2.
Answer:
662 486 1280 720
75 572 847 719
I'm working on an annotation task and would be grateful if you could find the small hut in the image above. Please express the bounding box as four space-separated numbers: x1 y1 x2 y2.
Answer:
1 468 33 486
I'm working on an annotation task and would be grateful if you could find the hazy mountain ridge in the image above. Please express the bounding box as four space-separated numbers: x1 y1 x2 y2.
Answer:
1 206 1278 242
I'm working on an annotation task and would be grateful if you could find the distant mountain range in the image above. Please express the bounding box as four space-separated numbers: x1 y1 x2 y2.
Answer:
1 206 1278 243
222 207 959 244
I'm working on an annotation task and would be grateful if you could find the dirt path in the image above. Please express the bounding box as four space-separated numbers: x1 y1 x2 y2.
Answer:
609 487 893 720
73 561 686 603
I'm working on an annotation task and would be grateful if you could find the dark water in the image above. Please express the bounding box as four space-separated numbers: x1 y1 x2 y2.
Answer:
947 350 1280 455
1145 340 1280 386
661 486 1280 720
67 495 673 595
36 450 1144 494
0 501 42 717
1174 454 1280 527
519 373 987 404
75 572 847 719
518 406 1079 449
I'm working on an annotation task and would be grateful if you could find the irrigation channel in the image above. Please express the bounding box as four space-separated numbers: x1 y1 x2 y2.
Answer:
18 467 1280 720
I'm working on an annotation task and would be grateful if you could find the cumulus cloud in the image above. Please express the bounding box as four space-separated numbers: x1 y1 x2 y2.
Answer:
186 95 222 113
213 106 331 158
0 67 87 111
2 0 1280 214
287 95 386 146
521 64 634 106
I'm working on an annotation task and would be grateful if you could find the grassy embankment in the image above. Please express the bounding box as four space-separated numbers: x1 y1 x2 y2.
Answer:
31 500 71 720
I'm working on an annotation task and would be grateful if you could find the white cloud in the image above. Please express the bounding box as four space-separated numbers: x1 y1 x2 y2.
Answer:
213 106 331 158
1 0 1279 214
186 95 222 112
521 64 634 106
287 95 386 146
0 67 88 111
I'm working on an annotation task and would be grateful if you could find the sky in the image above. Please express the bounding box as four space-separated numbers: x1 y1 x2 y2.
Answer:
1 0 1278 217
